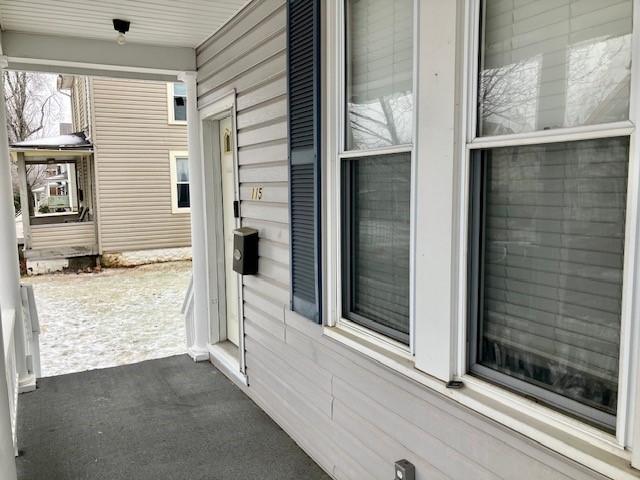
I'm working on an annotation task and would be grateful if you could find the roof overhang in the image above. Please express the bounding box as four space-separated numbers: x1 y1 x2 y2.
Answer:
10 149 93 161
1 31 196 81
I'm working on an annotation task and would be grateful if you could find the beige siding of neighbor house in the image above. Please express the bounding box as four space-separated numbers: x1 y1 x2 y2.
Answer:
195 1 608 479
70 77 89 135
30 222 97 251
87 77 191 253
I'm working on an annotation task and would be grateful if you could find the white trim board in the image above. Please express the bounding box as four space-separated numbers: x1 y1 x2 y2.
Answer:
208 342 248 387
199 88 246 374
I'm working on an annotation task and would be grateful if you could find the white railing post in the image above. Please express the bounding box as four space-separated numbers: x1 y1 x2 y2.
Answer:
0 56 33 393
21 284 41 379
178 71 209 361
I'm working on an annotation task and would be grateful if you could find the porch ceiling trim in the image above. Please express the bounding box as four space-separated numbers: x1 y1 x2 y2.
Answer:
1 31 196 81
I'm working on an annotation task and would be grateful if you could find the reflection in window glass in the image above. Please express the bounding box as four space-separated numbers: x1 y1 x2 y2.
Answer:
346 0 413 150
479 0 632 136
342 153 411 344
470 137 629 428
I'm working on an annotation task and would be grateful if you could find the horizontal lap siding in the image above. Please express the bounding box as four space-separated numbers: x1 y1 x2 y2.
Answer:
91 78 190 253
196 1 607 479
30 222 96 250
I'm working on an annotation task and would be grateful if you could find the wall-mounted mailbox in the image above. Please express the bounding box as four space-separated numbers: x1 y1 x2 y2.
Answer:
232 227 258 275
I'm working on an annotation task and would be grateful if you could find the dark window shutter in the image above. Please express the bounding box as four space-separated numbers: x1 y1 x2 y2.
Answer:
288 0 321 323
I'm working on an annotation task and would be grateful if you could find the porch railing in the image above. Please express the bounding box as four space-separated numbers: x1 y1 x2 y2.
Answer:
182 275 194 349
1 285 41 456
21 285 41 379
2 308 18 455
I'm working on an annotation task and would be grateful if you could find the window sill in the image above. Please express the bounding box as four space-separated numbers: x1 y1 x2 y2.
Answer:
168 120 188 126
171 208 191 214
322 325 637 480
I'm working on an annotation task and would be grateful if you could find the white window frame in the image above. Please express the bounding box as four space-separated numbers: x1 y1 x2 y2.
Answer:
169 150 190 213
325 0 419 360
459 0 640 454
323 0 640 476
167 83 187 125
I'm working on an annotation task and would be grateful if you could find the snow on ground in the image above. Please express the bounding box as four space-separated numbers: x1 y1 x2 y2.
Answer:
22 261 191 377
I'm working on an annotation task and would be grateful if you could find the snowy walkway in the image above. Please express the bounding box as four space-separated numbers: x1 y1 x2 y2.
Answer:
22 261 191 377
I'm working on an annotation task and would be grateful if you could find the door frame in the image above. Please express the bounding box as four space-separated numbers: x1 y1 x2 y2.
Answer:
199 89 247 382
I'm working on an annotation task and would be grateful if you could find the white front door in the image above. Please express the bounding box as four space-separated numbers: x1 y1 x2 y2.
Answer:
219 117 239 346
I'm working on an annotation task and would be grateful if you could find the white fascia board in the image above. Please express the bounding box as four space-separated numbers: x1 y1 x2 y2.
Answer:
1 31 196 81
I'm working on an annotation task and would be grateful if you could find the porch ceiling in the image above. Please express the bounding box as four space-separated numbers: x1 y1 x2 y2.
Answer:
0 0 248 48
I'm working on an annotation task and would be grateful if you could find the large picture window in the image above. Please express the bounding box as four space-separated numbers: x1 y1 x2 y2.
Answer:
468 138 628 430
468 0 634 431
340 0 414 346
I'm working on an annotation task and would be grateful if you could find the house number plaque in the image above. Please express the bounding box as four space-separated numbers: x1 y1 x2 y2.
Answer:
250 186 264 200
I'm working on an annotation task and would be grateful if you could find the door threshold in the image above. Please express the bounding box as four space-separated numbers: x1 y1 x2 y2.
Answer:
208 341 247 387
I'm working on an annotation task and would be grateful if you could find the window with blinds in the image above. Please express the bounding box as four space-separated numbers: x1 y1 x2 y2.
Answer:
469 137 628 430
469 0 634 430
341 0 414 346
342 153 411 344
479 0 632 136
346 0 414 150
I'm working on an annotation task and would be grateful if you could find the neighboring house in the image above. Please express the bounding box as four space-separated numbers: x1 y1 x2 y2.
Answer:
13 76 191 272
12 132 98 271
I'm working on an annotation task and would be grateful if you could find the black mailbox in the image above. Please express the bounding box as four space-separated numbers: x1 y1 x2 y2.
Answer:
232 227 258 275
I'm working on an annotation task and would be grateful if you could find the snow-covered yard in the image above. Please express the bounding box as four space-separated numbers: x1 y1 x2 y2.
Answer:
22 261 191 377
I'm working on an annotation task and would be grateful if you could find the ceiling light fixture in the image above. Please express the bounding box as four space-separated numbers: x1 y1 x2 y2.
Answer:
112 19 130 46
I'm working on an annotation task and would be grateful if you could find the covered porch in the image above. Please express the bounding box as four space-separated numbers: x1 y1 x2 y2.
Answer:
0 1 289 478
15 355 328 479
12 133 98 262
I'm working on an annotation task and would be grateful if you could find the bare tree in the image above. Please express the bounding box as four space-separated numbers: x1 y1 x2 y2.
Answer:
4 71 69 213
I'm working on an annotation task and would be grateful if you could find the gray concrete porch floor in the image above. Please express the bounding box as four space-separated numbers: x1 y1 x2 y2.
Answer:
16 355 330 480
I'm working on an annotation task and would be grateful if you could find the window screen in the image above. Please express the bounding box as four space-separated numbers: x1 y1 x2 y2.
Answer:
479 0 632 136
469 137 629 429
346 0 414 150
342 153 411 344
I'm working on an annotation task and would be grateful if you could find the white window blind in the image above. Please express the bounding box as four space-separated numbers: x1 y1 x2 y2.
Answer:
471 136 628 428
346 0 414 149
479 0 632 136
342 153 411 344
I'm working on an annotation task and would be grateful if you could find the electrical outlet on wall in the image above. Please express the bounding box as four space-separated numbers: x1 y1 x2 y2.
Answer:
394 459 415 480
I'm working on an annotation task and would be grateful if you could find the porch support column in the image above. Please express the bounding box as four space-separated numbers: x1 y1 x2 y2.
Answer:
0 58 31 390
179 71 209 361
